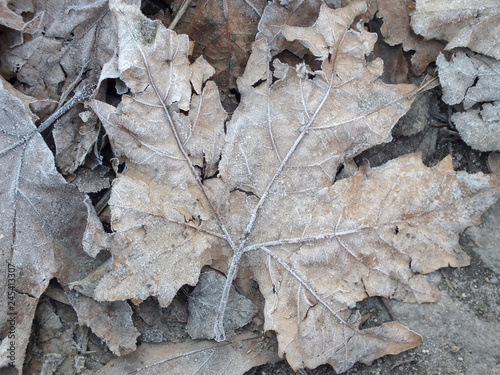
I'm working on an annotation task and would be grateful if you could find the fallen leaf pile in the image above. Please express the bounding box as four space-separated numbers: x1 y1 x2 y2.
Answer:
1 0 500 374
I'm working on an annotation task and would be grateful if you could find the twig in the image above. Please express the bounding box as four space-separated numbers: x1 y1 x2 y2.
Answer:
408 75 439 99
441 271 463 299
38 84 96 133
94 189 111 216
168 0 193 30
390 358 415 370
56 59 91 111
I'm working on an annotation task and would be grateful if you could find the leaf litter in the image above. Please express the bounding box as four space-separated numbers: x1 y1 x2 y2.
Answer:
1 0 500 374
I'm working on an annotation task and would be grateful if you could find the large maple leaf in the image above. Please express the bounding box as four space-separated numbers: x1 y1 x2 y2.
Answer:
89 0 500 372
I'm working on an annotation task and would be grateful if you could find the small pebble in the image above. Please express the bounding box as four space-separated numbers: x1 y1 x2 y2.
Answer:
450 345 460 353
489 275 499 284
458 357 464 361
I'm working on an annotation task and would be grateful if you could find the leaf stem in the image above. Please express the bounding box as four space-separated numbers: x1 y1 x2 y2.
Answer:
213 250 243 342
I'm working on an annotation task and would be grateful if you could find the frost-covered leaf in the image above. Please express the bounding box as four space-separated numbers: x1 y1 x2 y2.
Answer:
0 0 125 174
187 271 258 340
89 0 228 307
87 1 500 372
69 165 111 194
0 77 136 372
95 331 280 375
437 51 500 108
190 56 216 95
256 0 322 54
436 51 500 151
174 0 267 100
411 0 500 60
53 109 100 175
0 0 43 32
244 153 499 371
66 291 140 356
452 101 500 152
342 0 444 75
0 0 118 100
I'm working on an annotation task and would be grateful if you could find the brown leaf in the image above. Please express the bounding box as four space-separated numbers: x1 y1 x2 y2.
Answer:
89 1 228 307
411 0 500 60
0 0 115 100
66 291 140 356
53 109 100 174
174 0 267 94
87 1 500 372
0 0 43 32
344 0 445 75
95 330 279 375
256 0 322 55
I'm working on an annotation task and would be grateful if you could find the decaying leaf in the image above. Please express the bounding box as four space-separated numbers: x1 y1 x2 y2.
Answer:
0 77 136 373
0 0 115 100
174 0 267 102
187 271 258 340
66 291 140 356
0 0 43 33
451 102 500 152
436 51 500 151
0 0 125 174
437 51 500 108
85 1 500 372
342 0 444 75
256 0 322 55
411 0 500 60
95 330 280 374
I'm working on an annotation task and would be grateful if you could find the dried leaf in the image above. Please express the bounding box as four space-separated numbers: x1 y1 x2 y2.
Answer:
0 0 124 174
95 331 280 375
376 0 444 75
436 51 500 151
437 51 500 108
0 0 43 32
411 0 500 60
256 0 322 54
86 1 500 372
69 165 111 194
187 271 258 340
174 0 267 94
0 77 136 371
53 110 100 175
451 102 500 152
344 0 445 75
66 291 140 356
191 56 216 95
87 2 228 309
0 0 116 100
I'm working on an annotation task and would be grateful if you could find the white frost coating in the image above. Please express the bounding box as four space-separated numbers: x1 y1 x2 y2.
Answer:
83 1 500 373
452 102 500 152
456 172 490 191
411 0 500 59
